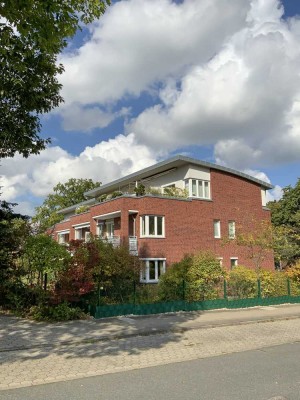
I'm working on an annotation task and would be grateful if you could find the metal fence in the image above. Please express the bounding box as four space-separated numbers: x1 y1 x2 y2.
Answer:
86 277 300 319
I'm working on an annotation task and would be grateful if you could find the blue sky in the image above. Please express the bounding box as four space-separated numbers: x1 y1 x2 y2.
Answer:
1 0 300 215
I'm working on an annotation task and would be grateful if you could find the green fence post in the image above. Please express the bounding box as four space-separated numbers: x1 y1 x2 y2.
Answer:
287 278 291 296
133 281 136 306
257 279 261 299
223 279 227 300
97 282 101 306
182 280 186 302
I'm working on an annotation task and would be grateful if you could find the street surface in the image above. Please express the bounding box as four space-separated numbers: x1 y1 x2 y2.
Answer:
0 304 300 397
1 342 299 400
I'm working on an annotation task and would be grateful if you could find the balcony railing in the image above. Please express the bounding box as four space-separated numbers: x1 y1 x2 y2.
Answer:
129 236 138 255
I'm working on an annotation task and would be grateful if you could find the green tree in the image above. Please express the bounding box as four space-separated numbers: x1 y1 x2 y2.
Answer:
231 220 274 271
23 234 70 290
32 178 101 232
0 199 31 304
55 237 140 304
268 179 300 266
0 0 110 158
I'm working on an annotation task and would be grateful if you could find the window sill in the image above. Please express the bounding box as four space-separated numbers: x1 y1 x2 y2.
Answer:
140 236 165 239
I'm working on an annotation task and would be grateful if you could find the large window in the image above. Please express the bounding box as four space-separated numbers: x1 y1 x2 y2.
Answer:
140 259 166 283
140 215 165 237
185 179 210 199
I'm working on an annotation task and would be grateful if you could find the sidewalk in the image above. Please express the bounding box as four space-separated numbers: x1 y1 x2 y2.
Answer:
1 304 300 391
1 303 300 352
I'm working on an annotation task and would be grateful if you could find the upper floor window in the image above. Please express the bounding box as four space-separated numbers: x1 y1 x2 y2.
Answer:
58 232 70 245
75 226 90 241
140 215 165 238
185 179 210 199
214 220 221 238
228 221 236 239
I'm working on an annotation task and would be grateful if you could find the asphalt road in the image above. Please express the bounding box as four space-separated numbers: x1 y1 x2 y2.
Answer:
1 341 299 400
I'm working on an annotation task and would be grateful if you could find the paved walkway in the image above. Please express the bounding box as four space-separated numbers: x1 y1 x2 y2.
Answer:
1 304 300 390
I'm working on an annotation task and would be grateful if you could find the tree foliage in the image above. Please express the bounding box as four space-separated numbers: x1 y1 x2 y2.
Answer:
231 220 274 271
55 237 140 304
0 200 29 276
23 234 70 285
0 0 110 158
0 199 31 305
32 178 101 232
268 179 300 265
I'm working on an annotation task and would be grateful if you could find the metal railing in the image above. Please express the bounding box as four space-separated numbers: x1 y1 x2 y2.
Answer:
129 236 138 255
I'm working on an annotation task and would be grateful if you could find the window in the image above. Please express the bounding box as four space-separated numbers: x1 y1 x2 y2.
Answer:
230 257 238 269
140 259 166 283
140 215 165 237
214 220 221 238
228 221 236 239
75 226 90 241
58 232 70 245
217 257 223 267
185 179 210 199
96 223 104 237
106 220 114 238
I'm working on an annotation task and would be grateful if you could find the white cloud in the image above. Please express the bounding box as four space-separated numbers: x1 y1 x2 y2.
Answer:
266 185 283 202
0 134 157 214
57 0 250 129
243 168 271 184
60 104 130 132
126 0 300 169
59 0 249 105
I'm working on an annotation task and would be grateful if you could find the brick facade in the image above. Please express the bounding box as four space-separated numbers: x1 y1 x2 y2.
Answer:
53 167 274 271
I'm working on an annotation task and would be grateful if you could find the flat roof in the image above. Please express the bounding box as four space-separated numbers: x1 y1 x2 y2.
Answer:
84 154 273 198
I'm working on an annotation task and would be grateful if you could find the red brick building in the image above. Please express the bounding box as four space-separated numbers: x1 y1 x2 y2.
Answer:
53 155 274 282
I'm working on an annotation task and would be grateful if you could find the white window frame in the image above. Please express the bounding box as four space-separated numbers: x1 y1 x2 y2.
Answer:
214 220 221 238
140 215 165 238
185 179 210 199
74 225 90 241
228 221 236 239
96 222 104 237
230 257 238 269
58 231 70 245
105 219 114 238
140 258 166 283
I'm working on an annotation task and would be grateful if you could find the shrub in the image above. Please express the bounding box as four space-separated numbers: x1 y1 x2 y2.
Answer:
158 255 192 301
187 252 225 301
259 270 288 298
286 262 300 295
228 266 257 299
111 191 123 199
28 302 86 321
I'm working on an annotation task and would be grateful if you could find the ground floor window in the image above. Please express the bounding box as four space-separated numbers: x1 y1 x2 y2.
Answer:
140 259 166 283
230 257 238 269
